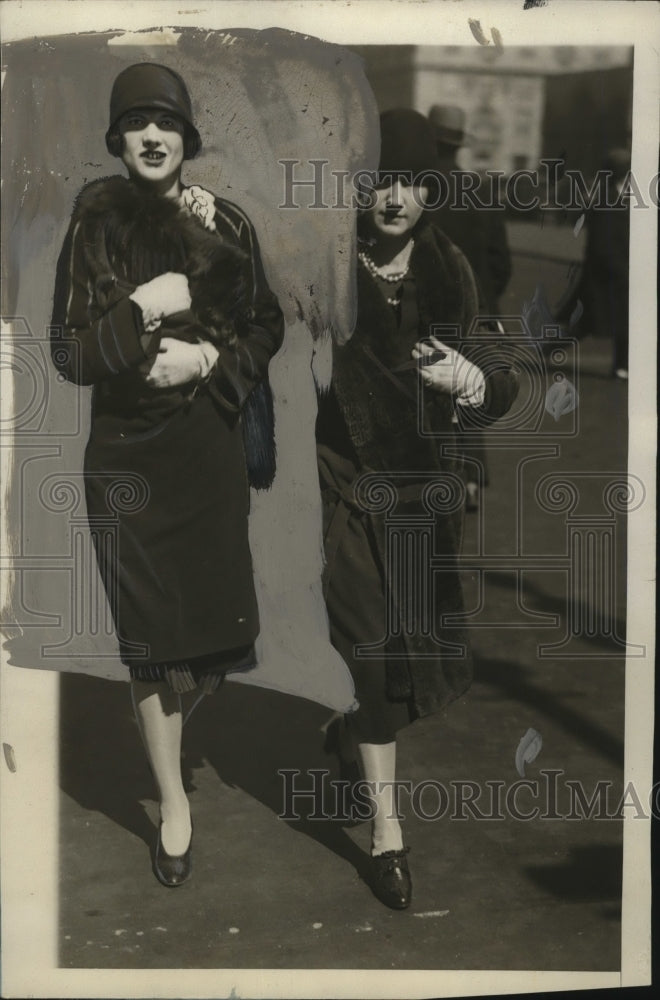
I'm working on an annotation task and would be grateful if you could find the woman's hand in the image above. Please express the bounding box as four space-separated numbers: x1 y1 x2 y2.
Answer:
130 272 192 331
145 338 218 389
412 336 485 404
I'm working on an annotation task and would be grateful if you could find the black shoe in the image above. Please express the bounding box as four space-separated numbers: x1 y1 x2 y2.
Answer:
370 847 412 909
153 821 193 887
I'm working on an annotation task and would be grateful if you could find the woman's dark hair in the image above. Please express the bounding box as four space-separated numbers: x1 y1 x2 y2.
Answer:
106 123 201 160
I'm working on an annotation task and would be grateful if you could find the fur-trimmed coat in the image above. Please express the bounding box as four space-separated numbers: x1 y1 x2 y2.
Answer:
51 176 284 666
317 221 519 718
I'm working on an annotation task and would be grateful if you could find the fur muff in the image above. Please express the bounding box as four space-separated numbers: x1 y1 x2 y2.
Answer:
75 175 250 348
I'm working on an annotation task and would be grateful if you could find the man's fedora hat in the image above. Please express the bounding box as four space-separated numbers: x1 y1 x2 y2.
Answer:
428 104 467 148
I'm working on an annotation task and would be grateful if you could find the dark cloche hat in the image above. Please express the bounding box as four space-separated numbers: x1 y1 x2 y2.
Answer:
105 62 201 157
378 108 439 176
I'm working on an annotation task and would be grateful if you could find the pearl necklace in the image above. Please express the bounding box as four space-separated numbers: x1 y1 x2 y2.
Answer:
358 239 414 284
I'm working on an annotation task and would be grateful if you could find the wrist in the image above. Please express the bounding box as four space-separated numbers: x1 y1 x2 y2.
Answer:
197 342 219 380
455 365 486 407
129 286 163 333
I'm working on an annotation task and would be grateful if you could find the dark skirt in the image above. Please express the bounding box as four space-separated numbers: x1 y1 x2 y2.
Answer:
84 391 260 669
319 446 418 744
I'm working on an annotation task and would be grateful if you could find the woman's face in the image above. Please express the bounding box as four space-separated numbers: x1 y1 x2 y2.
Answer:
118 109 185 188
362 176 430 242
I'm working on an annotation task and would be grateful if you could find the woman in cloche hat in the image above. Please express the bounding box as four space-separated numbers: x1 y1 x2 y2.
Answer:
51 63 284 887
317 109 518 909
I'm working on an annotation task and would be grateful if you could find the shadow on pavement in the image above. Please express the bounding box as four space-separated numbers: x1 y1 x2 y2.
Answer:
60 673 157 845
60 672 372 879
523 844 623 904
184 680 374 881
479 568 629 654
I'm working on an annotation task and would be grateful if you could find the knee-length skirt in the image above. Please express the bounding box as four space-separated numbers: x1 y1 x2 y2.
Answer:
84 390 260 692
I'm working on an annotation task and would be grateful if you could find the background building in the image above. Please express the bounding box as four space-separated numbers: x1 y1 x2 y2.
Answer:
351 45 633 180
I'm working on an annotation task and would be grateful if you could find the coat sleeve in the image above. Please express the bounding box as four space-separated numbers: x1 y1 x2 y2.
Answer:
51 215 160 386
455 248 519 424
207 208 284 413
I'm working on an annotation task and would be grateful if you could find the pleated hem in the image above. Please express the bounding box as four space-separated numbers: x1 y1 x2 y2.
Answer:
128 645 257 694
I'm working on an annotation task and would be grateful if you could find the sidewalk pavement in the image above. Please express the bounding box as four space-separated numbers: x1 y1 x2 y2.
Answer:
507 218 586 264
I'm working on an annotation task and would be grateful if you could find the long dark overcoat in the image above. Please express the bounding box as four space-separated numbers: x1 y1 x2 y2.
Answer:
51 176 284 667
317 221 519 718
554 179 629 371
576 202 629 369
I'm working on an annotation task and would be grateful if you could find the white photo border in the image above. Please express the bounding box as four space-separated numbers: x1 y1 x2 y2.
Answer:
1 1 657 997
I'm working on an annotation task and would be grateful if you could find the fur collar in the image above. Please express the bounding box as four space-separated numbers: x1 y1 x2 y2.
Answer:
329 220 473 472
353 221 469 358
75 175 249 347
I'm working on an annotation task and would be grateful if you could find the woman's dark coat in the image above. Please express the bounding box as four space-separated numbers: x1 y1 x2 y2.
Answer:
51 176 284 666
431 197 512 314
554 175 630 371
317 221 519 718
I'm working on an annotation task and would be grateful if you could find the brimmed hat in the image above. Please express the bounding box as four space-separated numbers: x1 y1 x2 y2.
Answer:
428 104 467 148
379 108 439 175
105 62 201 156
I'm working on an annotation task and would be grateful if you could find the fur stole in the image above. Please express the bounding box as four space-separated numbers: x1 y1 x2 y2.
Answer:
75 176 276 490
330 220 475 474
74 175 250 349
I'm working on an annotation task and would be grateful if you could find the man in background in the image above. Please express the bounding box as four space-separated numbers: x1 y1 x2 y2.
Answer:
428 104 512 510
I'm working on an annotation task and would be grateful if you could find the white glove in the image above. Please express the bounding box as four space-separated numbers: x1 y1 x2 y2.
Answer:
145 338 219 389
130 272 192 332
412 336 486 406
